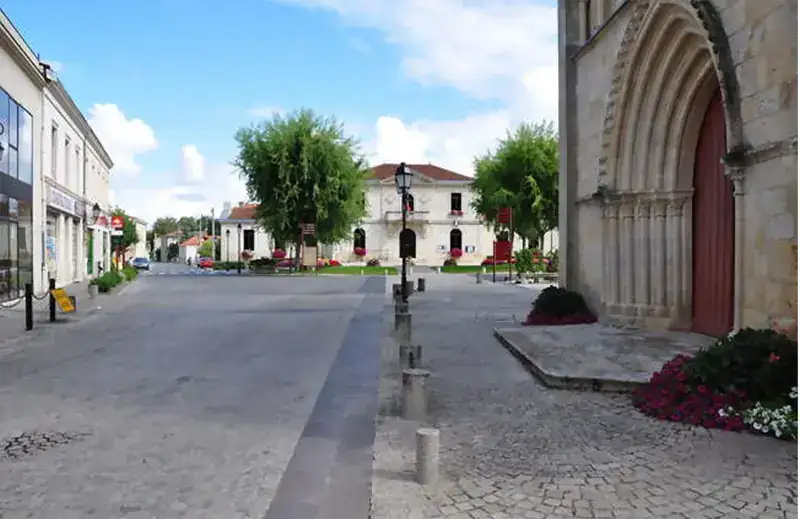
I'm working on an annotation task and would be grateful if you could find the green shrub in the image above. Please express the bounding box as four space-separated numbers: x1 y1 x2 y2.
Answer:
686 328 798 405
366 258 381 267
249 258 275 269
122 266 138 281
90 271 124 293
546 249 559 272
531 286 593 318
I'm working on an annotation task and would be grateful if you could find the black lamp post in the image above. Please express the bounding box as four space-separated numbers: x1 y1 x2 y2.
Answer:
91 203 101 224
225 229 231 262
237 223 242 274
395 162 413 303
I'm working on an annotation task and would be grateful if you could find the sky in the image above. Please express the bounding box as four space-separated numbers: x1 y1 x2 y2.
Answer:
3 0 559 226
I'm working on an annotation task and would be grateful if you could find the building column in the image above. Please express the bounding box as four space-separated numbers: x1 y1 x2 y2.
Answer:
619 202 635 317
77 221 85 282
57 213 66 287
633 200 651 316
730 171 746 331
651 200 668 317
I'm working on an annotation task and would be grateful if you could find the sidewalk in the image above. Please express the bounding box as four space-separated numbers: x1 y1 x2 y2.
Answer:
0 279 114 350
371 281 797 518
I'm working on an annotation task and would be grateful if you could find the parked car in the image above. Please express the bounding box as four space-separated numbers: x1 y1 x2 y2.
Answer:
198 257 214 269
131 257 151 270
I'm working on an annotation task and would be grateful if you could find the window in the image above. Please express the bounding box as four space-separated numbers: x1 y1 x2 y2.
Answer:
449 229 463 251
243 229 255 250
450 193 462 213
65 137 71 187
0 219 9 300
18 199 33 292
50 125 58 178
0 92 8 175
353 228 366 250
405 193 415 212
75 148 81 192
17 107 32 184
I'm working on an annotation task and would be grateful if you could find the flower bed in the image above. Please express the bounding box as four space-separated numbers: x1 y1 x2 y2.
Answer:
353 247 367 257
633 328 798 439
522 286 597 326
272 249 287 259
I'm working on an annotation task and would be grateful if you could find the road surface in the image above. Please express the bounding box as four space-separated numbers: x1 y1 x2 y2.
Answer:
0 274 385 519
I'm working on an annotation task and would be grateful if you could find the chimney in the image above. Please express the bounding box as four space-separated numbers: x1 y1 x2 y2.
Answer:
238 201 244 207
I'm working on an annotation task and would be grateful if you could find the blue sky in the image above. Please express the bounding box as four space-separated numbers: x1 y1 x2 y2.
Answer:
3 0 558 224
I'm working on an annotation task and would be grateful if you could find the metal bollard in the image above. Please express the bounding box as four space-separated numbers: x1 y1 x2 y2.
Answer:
476 271 482 284
48 278 56 322
399 344 422 369
405 280 414 296
416 427 440 485
24 283 33 331
417 277 426 292
402 368 430 421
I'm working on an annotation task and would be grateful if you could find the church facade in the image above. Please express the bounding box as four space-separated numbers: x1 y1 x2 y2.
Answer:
558 0 797 336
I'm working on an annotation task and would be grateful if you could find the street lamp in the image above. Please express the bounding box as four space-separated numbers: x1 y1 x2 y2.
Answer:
395 162 413 303
91 203 101 224
237 223 242 274
226 229 230 262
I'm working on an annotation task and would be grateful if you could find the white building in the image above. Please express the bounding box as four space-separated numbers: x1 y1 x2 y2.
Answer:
124 216 148 260
0 12 44 300
217 164 556 266
83 133 113 276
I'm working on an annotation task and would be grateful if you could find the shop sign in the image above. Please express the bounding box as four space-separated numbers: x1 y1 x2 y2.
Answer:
47 185 85 217
111 215 124 230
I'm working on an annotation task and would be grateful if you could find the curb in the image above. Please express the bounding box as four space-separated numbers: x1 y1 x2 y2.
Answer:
491 326 640 393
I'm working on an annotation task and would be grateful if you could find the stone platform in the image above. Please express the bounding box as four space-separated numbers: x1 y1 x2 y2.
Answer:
493 323 715 392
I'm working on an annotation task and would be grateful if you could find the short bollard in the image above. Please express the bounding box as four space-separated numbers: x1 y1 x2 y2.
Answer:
402 368 430 421
48 278 56 322
399 344 422 368
88 283 98 299
475 271 482 284
395 312 412 342
416 427 440 486
24 282 33 331
417 277 426 292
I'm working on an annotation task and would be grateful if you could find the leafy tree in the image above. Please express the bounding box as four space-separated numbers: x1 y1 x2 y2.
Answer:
152 217 179 237
111 208 140 263
167 243 179 260
198 239 214 258
234 108 367 261
471 121 559 247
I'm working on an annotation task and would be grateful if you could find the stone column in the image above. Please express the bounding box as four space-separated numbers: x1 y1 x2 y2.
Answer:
620 202 635 316
667 199 683 321
577 0 589 41
679 197 692 324
58 213 67 287
634 199 650 316
730 171 746 331
651 199 667 317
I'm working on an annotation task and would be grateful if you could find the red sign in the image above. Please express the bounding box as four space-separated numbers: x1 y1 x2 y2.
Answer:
494 240 512 262
497 207 512 225
111 215 124 230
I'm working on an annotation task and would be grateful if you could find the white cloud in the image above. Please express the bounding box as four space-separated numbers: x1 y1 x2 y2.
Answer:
278 0 559 176
88 104 158 175
180 144 206 183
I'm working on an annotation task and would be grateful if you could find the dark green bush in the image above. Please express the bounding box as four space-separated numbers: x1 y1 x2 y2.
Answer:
249 258 275 269
366 258 381 267
531 286 593 318
90 272 124 293
443 258 457 266
122 266 138 281
685 328 798 405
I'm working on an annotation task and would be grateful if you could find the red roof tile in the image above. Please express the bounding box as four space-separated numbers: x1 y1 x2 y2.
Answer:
228 203 258 220
180 235 209 247
368 163 472 182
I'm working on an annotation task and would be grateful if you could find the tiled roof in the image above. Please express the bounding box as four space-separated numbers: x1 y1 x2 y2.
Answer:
180 236 208 247
368 163 472 182
227 203 258 220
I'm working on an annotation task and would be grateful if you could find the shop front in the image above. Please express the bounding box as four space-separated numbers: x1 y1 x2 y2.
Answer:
85 203 110 278
45 183 85 287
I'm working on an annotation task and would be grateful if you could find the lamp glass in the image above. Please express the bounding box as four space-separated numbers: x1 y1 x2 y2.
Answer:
394 164 412 192
92 203 101 220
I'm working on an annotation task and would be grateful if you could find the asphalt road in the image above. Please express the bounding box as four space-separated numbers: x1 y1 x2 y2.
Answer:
0 274 386 519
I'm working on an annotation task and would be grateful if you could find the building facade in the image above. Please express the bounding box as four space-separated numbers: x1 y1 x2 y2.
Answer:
83 135 113 276
558 0 797 335
217 164 547 265
0 12 43 301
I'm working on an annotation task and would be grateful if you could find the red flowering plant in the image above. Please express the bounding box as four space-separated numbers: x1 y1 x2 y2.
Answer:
353 247 367 257
449 210 464 216
450 248 463 260
241 250 254 261
633 328 797 434
272 249 287 259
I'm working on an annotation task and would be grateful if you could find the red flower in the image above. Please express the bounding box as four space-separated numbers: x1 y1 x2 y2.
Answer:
769 353 781 363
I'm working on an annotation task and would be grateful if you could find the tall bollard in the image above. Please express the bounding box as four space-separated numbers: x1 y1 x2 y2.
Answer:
416 427 440 485
476 271 482 284
48 278 56 322
417 277 426 292
395 311 412 343
24 283 33 331
402 368 430 421
404 280 414 296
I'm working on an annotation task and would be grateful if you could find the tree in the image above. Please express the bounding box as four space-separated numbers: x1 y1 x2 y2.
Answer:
111 208 140 264
198 239 214 258
177 216 198 240
152 217 179 237
470 121 559 247
234 108 368 261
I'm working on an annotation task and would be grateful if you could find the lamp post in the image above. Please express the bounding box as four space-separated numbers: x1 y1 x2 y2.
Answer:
395 162 413 303
91 203 101 224
237 223 242 274
226 229 230 262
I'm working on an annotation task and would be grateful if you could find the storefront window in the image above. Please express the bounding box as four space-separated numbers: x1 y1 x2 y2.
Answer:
0 219 10 299
0 91 8 177
17 199 33 297
18 106 33 185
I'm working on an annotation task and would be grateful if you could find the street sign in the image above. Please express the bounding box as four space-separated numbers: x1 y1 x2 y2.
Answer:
111 215 124 230
50 288 76 313
300 223 316 235
302 245 317 267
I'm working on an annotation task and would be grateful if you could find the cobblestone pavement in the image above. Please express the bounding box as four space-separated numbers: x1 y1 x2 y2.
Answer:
0 275 382 519
372 278 798 519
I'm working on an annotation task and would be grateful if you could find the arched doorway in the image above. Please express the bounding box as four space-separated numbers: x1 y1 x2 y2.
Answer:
399 228 416 258
449 229 463 251
353 228 366 250
691 89 734 336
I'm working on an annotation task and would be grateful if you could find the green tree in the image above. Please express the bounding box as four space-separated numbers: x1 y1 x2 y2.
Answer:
198 239 214 258
234 108 367 261
470 121 559 247
111 208 140 263
177 216 198 240
152 217 179 237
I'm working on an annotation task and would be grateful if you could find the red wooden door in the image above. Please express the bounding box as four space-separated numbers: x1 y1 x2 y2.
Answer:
691 89 734 336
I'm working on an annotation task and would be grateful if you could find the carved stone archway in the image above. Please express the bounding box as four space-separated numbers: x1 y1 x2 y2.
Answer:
595 0 746 330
